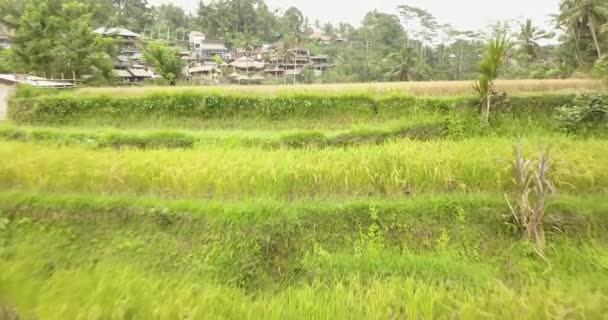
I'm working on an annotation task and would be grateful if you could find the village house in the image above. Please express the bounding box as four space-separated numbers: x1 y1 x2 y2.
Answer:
0 74 75 119
94 27 142 61
112 68 155 84
264 66 285 79
310 55 334 72
281 48 310 70
230 56 265 73
188 64 222 80
263 43 336 81
189 31 230 61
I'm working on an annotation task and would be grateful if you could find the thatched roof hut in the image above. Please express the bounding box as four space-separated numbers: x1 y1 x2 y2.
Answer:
230 56 265 70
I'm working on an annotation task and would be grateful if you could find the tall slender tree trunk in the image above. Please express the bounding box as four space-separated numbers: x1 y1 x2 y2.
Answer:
588 15 602 59
573 29 583 64
483 84 493 124
457 42 464 80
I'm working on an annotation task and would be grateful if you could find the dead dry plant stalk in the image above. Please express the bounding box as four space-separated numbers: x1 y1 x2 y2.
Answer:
505 144 556 257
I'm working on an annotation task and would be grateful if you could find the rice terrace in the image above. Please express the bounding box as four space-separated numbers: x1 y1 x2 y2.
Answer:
1 0 608 319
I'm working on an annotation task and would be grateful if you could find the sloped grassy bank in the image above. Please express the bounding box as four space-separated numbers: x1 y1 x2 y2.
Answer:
1 139 606 199
1 192 607 319
0 122 449 149
8 90 593 127
2 86 608 319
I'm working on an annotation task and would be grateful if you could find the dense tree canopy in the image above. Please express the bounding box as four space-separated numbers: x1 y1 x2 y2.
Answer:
11 0 114 80
1 0 607 83
142 41 184 85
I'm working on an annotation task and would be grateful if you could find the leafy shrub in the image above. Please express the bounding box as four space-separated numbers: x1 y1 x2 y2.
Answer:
593 55 608 81
555 94 608 134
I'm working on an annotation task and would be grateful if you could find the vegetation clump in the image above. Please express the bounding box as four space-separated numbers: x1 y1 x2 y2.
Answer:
555 94 608 134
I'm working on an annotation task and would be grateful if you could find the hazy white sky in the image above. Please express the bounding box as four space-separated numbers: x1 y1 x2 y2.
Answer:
153 0 560 31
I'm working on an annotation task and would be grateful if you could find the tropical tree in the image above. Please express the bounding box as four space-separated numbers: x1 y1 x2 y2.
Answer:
0 48 19 73
517 19 554 62
387 47 421 81
322 23 334 36
289 33 303 85
276 36 294 85
557 0 608 60
12 0 114 80
236 31 260 51
235 32 259 74
281 7 304 35
0 0 25 27
143 41 184 85
474 35 510 124
110 0 151 32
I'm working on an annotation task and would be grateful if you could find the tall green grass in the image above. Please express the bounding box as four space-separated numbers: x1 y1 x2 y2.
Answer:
1 139 606 199
1 192 607 319
3 83 608 318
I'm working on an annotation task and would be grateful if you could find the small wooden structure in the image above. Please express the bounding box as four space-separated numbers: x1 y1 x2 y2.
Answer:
0 74 75 120
230 56 265 72
188 65 221 80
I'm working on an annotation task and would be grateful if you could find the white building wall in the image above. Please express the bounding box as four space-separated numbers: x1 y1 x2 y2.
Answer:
0 83 14 120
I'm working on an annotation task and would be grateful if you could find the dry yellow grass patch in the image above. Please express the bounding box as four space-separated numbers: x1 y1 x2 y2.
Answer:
75 79 606 97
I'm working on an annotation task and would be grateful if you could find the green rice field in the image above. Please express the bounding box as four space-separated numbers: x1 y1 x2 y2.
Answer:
1 82 607 319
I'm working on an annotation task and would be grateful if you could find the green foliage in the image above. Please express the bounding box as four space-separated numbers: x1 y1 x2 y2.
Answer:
142 41 184 85
212 55 225 66
281 7 304 35
10 0 113 81
299 68 316 84
555 94 608 134
387 47 421 81
516 19 554 62
8 90 588 127
278 131 327 148
594 55 608 80
1 192 608 318
197 0 279 41
153 3 190 33
0 48 19 73
1 137 607 199
556 0 608 70
475 35 510 123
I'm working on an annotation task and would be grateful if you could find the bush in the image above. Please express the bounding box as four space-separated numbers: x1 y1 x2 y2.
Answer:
593 55 608 81
555 94 608 134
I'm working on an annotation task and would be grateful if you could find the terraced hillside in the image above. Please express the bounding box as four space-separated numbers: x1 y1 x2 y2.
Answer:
1 82 608 319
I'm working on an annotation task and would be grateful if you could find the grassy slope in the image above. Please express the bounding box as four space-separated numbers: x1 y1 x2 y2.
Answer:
1 192 608 319
0 139 606 199
1 82 608 318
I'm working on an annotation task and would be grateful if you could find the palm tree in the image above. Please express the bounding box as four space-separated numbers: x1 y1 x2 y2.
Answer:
474 35 509 124
388 47 421 81
558 0 608 59
283 33 302 85
517 19 554 62
276 36 294 85
236 32 259 75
